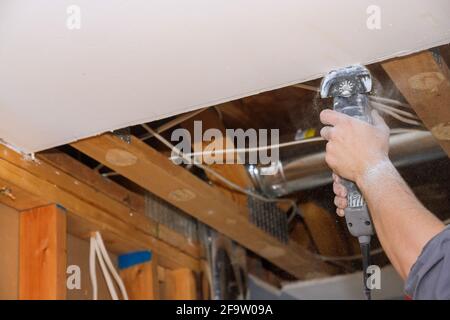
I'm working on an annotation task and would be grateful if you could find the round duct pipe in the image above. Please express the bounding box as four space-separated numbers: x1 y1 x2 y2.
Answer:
249 131 445 198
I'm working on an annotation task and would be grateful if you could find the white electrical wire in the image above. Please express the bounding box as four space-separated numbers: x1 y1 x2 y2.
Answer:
370 101 419 120
169 137 324 161
292 83 412 109
144 123 422 220
370 100 422 126
89 232 129 300
89 236 98 300
95 232 129 300
142 123 436 264
168 128 419 161
372 104 422 126
292 82 421 125
92 235 119 300
141 124 300 214
369 95 411 108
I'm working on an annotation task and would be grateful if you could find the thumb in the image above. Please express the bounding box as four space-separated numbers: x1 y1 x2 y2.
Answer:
371 109 389 133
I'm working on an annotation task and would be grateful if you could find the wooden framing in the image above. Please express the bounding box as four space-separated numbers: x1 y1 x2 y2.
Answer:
72 133 335 278
38 150 201 259
382 51 450 157
300 202 352 258
39 150 144 211
19 204 67 300
120 255 159 300
164 268 197 300
0 144 201 272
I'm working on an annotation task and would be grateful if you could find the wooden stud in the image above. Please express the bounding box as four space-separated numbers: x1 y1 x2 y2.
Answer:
120 254 159 300
0 154 200 271
165 268 197 300
37 150 201 258
19 204 67 300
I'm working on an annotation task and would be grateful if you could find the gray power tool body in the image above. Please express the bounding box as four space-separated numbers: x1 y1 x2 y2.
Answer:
320 65 374 245
320 65 375 299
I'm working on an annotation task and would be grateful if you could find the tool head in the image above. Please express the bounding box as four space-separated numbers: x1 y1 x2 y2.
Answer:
320 65 372 98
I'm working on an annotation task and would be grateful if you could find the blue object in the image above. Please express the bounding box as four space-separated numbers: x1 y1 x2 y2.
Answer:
118 250 152 270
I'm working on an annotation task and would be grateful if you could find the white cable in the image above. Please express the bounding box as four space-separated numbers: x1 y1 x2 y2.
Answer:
92 234 119 300
141 124 300 213
369 95 411 108
142 125 439 265
292 83 412 110
141 107 208 141
372 104 422 126
169 137 325 160
143 124 421 217
370 101 419 120
95 232 129 300
89 236 98 300
169 129 419 161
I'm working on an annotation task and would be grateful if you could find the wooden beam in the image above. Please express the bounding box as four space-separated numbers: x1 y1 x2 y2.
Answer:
37 151 201 258
0 148 200 271
165 268 197 300
119 252 159 300
19 204 67 300
39 150 144 211
382 51 450 157
72 133 335 278
300 202 351 257
0 177 49 211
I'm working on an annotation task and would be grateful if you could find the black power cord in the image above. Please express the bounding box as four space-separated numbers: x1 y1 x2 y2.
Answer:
360 242 372 300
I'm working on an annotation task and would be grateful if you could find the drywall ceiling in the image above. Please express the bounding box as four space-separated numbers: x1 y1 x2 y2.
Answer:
1 0 450 153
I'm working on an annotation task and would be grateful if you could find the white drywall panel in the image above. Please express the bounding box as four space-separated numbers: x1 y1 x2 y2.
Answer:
1 0 449 152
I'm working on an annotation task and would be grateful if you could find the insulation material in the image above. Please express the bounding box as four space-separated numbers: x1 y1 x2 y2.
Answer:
0 0 449 153
144 192 198 243
247 196 289 243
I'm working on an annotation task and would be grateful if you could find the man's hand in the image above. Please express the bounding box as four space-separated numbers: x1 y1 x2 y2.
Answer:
332 173 347 217
321 109 446 283
320 109 390 215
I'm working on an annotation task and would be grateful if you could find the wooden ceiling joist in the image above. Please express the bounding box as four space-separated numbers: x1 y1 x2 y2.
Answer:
72 133 335 279
38 150 200 259
382 51 450 157
39 150 145 212
0 145 200 271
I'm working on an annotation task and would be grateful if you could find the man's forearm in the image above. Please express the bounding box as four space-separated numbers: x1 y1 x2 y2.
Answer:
356 158 445 280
